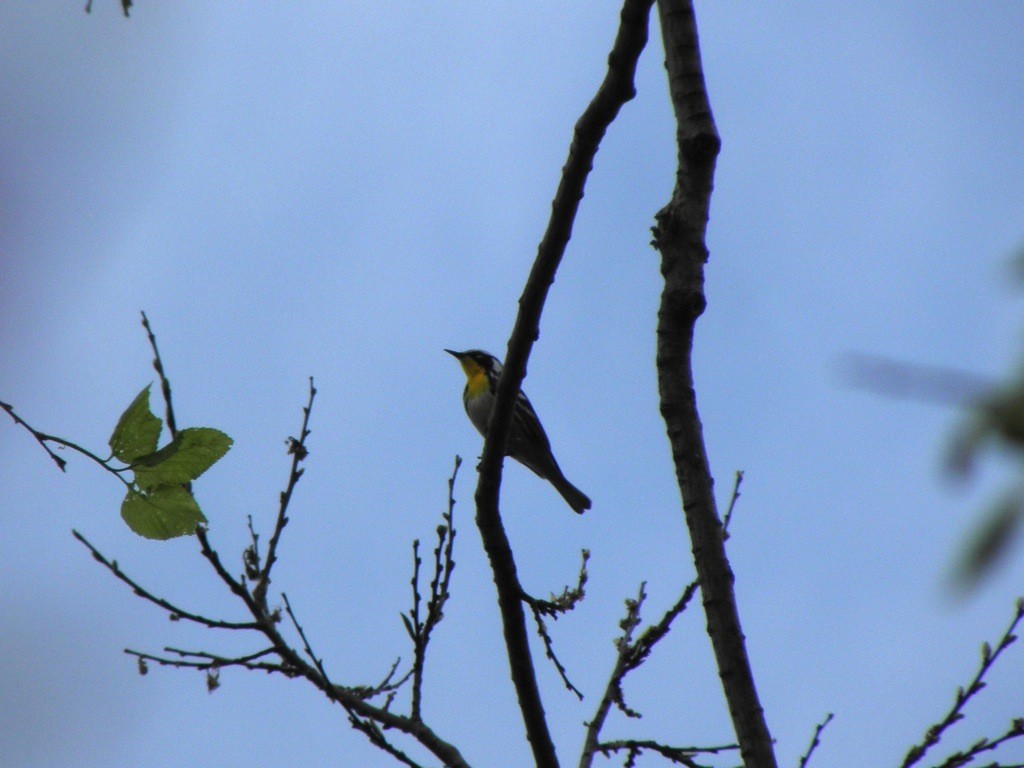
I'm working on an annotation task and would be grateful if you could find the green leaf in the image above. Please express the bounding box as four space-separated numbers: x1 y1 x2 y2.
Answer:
132 428 233 491
109 386 162 463
121 485 206 540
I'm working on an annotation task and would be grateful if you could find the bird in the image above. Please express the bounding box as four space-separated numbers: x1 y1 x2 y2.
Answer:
445 348 591 514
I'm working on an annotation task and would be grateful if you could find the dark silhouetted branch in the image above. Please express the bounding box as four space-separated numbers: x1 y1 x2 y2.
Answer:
404 457 460 722
651 1 776 765
73 529 260 630
579 579 710 768
473 2 656 766
520 549 589 700
595 738 737 768
254 377 316 609
797 712 834 768
141 312 178 437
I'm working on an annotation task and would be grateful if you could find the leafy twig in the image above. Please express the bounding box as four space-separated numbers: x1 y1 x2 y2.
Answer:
73 324 469 765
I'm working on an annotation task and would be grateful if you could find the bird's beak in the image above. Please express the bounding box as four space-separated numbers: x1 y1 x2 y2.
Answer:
444 349 462 359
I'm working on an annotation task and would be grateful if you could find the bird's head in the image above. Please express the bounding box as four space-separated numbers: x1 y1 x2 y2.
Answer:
445 349 501 380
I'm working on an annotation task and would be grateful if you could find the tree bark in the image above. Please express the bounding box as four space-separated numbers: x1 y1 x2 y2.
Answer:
473 3 655 766
652 2 778 766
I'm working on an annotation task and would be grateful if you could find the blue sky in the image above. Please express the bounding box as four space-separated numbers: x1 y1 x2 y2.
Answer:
3 3 1024 766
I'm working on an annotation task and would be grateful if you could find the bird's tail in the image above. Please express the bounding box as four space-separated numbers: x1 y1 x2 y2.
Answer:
549 472 591 515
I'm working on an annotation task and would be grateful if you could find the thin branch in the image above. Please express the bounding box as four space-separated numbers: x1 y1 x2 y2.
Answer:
283 592 332 686
73 530 260 630
473 3 655 766
1 400 68 471
529 606 583 700
406 457 460 722
624 577 700 676
580 584 646 768
520 550 589 699
652 1 776 765
523 549 590 618
75 323 470 765
244 514 262 581
113 516 472 767
595 738 737 768
125 646 287 675
721 470 744 539
1 400 134 486
347 711 428 768
929 716 1024 768
901 598 1024 768
140 311 178 438
580 577 702 768
347 657 413 702
797 712 834 768
254 376 316 608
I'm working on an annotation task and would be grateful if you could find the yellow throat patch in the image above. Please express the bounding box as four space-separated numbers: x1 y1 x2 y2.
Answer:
460 359 490 399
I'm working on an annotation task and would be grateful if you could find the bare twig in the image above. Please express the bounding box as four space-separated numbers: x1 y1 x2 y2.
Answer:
523 549 590 618
405 457 460 722
1 400 135 486
797 712 834 768
518 550 589 699
244 514 262 581
140 311 178 438
254 377 316 608
283 592 332 686
472 2 656 765
347 657 413 702
105 516 471 766
900 598 1024 768
347 712 427 768
73 530 260 630
625 578 700 677
1 400 68 471
721 470 744 539
530 606 584 700
930 716 1024 768
581 585 647 768
124 646 287 674
595 738 737 768
580 578 702 768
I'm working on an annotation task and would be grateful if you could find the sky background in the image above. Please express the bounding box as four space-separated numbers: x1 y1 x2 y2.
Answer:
3 3 1024 767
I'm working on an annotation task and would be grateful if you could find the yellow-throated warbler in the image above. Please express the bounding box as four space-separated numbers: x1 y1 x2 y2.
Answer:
445 349 591 514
